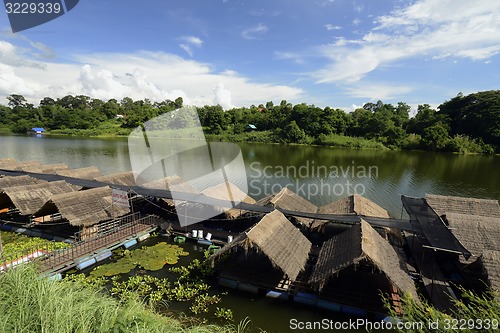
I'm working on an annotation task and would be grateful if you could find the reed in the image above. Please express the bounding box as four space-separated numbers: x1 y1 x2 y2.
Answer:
0 265 252 333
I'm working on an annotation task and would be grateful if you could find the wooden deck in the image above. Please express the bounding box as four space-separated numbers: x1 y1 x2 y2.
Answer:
1 214 158 275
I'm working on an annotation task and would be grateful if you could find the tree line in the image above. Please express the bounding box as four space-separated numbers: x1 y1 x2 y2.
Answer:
1 90 499 154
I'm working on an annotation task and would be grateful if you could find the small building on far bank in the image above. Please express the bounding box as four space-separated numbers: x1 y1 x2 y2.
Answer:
31 128 46 134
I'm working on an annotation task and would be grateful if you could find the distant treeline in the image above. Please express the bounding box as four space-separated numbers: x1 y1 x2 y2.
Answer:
0 90 499 154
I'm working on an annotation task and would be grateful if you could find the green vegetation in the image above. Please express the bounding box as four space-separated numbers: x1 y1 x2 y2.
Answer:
1 90 499 153
0 265 246 333
89 243 189 277
0 231 69 261
386 289 500 333
70 249 230 322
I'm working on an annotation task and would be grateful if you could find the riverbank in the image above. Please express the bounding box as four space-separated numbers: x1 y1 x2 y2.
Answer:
0 265 246 333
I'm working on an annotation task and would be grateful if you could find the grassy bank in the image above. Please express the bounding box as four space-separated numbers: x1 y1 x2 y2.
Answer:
386 289 500 333
0 265 247 333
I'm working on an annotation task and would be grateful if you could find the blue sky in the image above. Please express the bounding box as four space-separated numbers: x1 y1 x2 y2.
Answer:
0 0 499 111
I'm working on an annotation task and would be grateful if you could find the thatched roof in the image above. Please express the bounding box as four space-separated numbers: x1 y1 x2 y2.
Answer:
141 176 200 206
309 220 418 298
426 194 500 218
480 250 500 291
201 181 256 218
21 163 69 174
0 180 81 215
56 166 102 179
34 186 130 226
0 160 40 172
0 158 16 163
0 175 47 189
312 194 390 229
210 210 311 280
445 212 500 263
94 172 137 186
256 188 317 226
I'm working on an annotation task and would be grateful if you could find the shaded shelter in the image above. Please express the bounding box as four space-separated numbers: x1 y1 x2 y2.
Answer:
33 186 130 227
309 220 418 312
312 194 390 229
21 163 69 174
210 210 312 285
56 166 103 179
479 250 500 292
94 171 137 187
0 180 81 215
0 175 47 189
426 194 500 218
201 181 256 219
256 188 317 226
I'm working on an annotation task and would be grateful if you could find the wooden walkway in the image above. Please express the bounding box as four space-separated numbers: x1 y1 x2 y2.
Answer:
35 214 158 274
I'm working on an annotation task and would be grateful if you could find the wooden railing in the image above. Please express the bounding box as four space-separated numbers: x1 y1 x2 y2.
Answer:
1 214 158 273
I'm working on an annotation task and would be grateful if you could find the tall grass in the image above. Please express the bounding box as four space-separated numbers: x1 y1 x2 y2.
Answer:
385 289 500 333
0 265 250 333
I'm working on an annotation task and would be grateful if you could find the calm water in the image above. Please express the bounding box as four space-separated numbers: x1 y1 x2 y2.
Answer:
1 134 500 332
1 134 499 217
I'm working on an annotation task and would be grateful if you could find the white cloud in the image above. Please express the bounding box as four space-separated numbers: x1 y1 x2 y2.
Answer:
242 23 268 40
324 24 341 31
312 0 500 84
178 36 203 57
213 83 233 110
0 41 303 107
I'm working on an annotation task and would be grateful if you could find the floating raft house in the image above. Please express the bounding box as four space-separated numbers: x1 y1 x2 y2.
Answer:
0 180 81 216
210 210 312 286
256 187 317 226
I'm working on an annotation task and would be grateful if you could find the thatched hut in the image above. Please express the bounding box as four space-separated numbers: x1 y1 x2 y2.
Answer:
210 210 312 288
201 181 256 219
21 163 69 174
0 175 47 189
33 187 131 237
0 180 81 216
256 188 317 226
94 172 137 187
442 212 500 264
479 250 500 292
425 194 500 264
309 220 418 312
312 194 390 229
426 194 500 218
56 166 103 179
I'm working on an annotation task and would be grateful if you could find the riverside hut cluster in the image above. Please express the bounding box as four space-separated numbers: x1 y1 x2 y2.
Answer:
1 157 499 318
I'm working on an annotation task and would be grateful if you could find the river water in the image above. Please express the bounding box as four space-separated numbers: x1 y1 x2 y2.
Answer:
1 134 500 332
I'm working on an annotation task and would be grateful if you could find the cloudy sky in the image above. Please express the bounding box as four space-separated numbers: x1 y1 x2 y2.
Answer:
0 0 499 110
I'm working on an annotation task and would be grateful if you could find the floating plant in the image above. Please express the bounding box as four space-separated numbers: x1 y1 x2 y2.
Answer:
89 242 189 277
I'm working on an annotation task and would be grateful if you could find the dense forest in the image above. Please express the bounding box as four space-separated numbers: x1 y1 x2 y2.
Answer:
0 90 499 154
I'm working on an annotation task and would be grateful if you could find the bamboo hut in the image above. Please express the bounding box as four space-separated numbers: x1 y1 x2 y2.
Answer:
201 181 256 219
0 180 81 216
56 166 103 179
94 171 137 187
256 188 317 226
309 220 418 312
312 194 390 229
21 163 69 174
33 187 131 237
141 175 199 205
210 210 312 287
0 175 47 189
479 250 500 292
426 194 500 218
